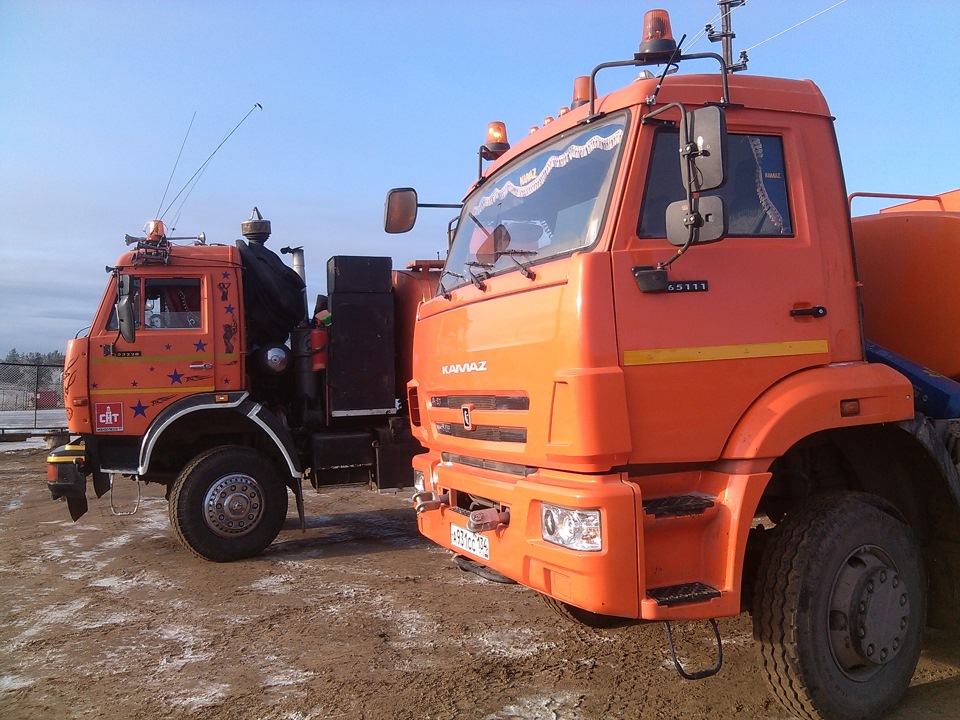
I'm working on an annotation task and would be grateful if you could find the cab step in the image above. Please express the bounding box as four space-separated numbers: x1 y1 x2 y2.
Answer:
642 492 716 518
647 582 721 607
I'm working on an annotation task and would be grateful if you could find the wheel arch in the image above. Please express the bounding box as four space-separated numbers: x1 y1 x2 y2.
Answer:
138 391 301 481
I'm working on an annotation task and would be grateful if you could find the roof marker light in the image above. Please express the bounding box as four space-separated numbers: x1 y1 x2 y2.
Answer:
529 126 539 135
543 116 554 125
636 9 677 63
557 106 570 116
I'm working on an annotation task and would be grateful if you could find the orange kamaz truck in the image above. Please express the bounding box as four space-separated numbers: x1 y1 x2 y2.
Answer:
47 209 440 562
385 8 960 720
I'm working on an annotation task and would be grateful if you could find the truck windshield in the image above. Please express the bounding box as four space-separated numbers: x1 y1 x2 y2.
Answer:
443 114 627 291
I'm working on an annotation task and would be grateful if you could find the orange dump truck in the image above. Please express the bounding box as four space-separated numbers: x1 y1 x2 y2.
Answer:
385 9 960 720
47 208 440 562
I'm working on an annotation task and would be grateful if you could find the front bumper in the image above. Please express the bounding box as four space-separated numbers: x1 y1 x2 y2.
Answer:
413 452 641 619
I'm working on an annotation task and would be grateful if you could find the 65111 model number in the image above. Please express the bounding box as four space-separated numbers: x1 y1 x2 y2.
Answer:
666 280 709 293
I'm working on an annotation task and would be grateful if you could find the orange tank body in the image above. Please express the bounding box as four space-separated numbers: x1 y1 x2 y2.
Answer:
854 193 960 378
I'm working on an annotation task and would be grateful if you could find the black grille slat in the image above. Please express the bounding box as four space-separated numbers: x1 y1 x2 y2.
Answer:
431 395 529 411
436 424 527 443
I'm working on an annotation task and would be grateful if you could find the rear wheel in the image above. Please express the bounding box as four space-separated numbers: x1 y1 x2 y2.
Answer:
169 446 289 562
753 492 925 720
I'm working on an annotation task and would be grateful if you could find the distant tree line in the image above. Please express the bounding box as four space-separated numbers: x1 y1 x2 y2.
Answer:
4 349 66 367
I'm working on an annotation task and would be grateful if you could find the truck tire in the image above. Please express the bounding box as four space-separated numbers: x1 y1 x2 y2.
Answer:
168 445 289 562
752 492 925 720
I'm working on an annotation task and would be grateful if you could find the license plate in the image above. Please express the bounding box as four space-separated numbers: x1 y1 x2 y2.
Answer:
450 523 490 560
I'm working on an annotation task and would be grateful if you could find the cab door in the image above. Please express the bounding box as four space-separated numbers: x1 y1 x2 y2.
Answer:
610 117 859 464
87 270 218 439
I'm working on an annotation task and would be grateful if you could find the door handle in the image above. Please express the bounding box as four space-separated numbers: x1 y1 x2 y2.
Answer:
790 306 827 318
189 362 213 369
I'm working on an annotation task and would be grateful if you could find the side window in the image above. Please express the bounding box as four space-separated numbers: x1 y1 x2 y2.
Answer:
143 278 202 329
638 130 792 237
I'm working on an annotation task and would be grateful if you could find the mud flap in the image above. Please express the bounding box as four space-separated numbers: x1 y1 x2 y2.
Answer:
66 495 89 521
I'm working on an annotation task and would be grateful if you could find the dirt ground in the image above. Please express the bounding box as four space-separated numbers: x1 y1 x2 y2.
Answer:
2 446 959 720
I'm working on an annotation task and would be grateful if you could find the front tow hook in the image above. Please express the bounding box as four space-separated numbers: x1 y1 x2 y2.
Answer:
466 507 510 533
412 491 449 514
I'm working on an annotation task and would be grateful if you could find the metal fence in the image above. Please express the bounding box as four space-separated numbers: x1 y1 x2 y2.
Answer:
0 362 67 432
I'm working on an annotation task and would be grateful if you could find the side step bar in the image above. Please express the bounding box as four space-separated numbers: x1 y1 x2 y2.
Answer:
642 492 716 518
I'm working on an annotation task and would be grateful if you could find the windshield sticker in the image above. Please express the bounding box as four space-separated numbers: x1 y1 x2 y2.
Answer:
473 129 623 214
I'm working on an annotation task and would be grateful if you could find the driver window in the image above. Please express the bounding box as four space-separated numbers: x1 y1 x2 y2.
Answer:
144 278 202 329
638 130 793 238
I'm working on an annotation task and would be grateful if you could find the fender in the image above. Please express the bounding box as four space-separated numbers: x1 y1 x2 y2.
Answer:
721 362 914 461
138 391 302 478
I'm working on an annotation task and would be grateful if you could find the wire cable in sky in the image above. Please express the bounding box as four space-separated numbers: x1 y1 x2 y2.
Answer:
743 0 849 53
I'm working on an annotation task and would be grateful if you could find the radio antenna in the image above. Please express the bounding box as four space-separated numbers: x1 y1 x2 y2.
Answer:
156 111 196 220
159 102 262 221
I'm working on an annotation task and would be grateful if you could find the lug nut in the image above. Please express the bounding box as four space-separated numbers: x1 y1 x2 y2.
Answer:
867 644 875 656
893 638 900 650
880 570 887 583
900 594 907 606
859 627 866 638
900 618 907 630
859 602 866 614
880 648 888 660
867 582 874 593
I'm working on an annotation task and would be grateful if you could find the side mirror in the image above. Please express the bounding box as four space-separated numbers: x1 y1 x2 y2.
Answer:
666 195 727 247
384 187 418 234
680 105 727 192
116 274 136 343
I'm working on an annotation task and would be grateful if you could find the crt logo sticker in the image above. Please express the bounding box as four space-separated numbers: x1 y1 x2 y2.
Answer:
95 402 124 432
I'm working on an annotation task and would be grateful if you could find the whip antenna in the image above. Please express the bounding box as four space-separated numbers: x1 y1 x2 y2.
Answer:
156 111 196 220
160 102 262 221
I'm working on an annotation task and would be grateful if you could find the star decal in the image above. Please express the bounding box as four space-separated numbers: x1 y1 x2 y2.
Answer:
194 340 207 352
131 380 138 388
225 304 235 315
91 382 98 389
168 369 184 384
131 400 148 418
165 344 172 351
223 376 231 385
149 366 155 372
222 271 230 279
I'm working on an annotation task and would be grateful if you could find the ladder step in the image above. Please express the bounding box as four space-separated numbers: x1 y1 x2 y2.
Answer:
647 582 721 607
643 492 716 518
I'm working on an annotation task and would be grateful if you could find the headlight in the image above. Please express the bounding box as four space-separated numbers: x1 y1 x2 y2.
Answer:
541 503 602 551
413 469 425 493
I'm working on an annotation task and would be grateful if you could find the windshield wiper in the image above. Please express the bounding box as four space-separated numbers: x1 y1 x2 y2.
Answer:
437 270 464 300
497 249 537 280
464 262 491 292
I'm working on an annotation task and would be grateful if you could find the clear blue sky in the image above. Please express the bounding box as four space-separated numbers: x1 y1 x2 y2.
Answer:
2 0 958 353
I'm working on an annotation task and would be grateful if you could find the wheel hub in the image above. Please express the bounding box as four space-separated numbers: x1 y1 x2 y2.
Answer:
828 545 910 680
203 473 265 538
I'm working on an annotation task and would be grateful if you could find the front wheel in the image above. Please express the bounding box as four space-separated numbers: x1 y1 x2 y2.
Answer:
169 446 289 562
753 492 926 720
